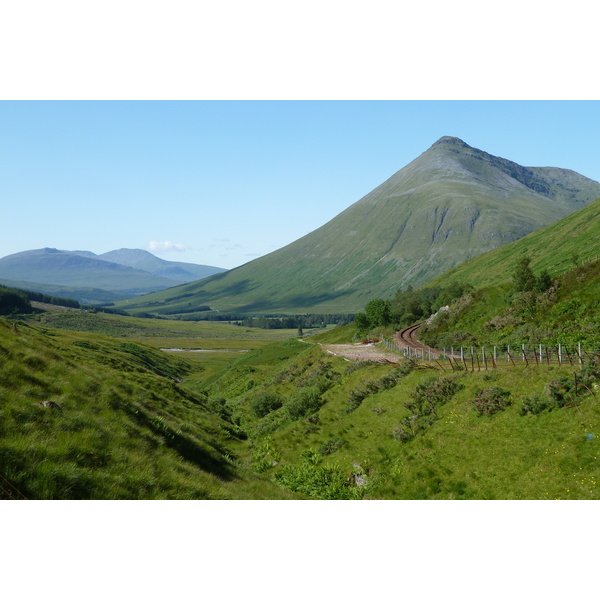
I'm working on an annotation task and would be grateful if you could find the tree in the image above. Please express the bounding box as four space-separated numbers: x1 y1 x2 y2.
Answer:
354 312 370 331
536 269 552 293
512 256 536 293
365 298 391 327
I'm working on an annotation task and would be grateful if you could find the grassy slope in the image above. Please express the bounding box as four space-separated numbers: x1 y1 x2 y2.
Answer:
413 197 600 349
199 330 600 500
5 303 600 499
426 196 600 290
420 260 600 349
0 317 295 499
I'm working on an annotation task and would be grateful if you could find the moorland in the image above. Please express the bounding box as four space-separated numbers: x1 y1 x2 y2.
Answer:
3 137 600 500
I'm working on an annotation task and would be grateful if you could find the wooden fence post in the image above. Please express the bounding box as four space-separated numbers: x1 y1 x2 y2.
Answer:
559 344 562 365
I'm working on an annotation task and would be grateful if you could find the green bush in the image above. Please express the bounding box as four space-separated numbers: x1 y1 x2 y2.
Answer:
206 396 233 421
393 414 437 443
250 392 283 418
318 437 345 456
472 387 512 416
405 376 464 417
274 449 364 499
519 395 555 416
394 376 463 443
285 388 324 420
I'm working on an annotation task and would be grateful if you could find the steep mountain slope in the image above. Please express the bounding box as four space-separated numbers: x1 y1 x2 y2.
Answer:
97 248 225 282
408 197 600 349
124 136 600 315
426 195 600 290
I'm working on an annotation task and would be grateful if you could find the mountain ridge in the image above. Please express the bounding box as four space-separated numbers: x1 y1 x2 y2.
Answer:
0 247 226 304
123 136 600 315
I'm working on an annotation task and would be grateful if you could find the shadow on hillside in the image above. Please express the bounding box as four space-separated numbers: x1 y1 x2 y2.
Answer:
127 403 237 481
205 278 261 300
237 290 356 313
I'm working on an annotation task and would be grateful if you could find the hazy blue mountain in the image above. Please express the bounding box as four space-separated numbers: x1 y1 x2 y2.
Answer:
97 248 226 282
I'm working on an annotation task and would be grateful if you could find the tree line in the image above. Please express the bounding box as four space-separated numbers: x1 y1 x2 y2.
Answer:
354 254 555 334
354 282 474 331
0 284 80 316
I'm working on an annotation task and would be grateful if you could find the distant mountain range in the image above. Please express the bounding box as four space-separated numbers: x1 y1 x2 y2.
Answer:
122 136 600 315
0 248 226 304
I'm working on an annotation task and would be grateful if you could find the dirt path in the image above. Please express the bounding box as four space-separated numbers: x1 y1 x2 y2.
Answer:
319 323 440 364
320 342 401 363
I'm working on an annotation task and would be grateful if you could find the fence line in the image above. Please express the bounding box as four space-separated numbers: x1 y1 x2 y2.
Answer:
381 337 598 369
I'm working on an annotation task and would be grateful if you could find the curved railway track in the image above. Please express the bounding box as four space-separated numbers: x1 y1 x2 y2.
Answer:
394 321 442 358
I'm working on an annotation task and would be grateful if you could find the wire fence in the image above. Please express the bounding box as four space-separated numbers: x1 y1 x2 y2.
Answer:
382 338 599 370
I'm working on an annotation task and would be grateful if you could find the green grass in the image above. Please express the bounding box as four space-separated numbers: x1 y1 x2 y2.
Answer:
0 317 296 499
7 285 600 499
191 326 600 499
427 196 600 291
420 259 600 349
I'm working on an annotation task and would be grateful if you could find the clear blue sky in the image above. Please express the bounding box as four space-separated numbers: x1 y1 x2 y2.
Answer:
1 100 599 269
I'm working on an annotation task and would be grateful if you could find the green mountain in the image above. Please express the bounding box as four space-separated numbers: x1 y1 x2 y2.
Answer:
0 278 127 305
124 136 600 316
414 197 600 349
425 195 600 290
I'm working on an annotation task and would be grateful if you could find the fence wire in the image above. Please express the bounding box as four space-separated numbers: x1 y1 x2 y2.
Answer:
382 338 599 369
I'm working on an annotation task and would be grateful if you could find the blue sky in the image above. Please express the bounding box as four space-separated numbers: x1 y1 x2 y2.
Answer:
1 100 599 269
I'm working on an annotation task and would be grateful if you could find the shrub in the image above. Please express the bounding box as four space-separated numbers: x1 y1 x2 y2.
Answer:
544 377 572 408
393 414 437 443
318 437 345 456
345 361 376 375
519 395 555 416
274 449 364 499
285 388 324 420
394 376 463 443
396 358 419 376
206 396 233 421
405 376 464 417
346 385 370 413
250 392 283 418
472 387 512 416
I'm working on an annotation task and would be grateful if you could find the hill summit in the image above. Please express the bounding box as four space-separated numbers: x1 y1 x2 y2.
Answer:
124 137 600 315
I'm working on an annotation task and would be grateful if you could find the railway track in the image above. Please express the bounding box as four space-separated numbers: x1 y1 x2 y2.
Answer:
394 321 442 358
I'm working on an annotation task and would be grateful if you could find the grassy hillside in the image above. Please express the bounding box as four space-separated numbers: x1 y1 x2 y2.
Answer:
120 137 600 316
193 330 600 499
426 196 600 290
4 301 600 499
0 317 295 499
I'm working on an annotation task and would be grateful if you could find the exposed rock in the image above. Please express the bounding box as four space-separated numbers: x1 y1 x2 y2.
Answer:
39 400 63 411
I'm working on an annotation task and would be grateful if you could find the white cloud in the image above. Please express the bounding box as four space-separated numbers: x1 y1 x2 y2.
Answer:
148 240 187 252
